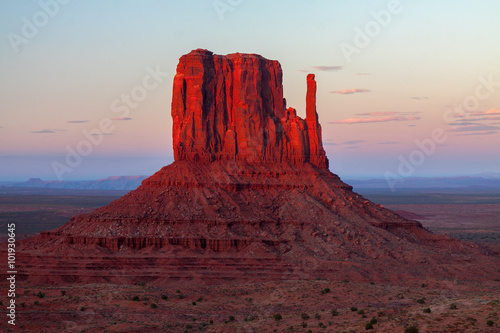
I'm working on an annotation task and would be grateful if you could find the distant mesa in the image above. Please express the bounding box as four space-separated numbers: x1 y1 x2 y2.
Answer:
13 49 498 286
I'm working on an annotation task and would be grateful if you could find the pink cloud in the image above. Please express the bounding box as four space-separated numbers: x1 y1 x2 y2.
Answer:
470 108 500 116
330 88 370 95
329 116 420 124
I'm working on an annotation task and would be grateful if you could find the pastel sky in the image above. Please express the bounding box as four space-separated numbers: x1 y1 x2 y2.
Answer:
1 0 499 181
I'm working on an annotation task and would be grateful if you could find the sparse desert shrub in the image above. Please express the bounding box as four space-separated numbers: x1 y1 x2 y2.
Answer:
176 289 181 293
423 308 431 313
487 320 494 326
370 317 377 325
301 313 310 320
331 309 339 316
131 295 140 301
449 303 457 310
245 315 255 322
161 294 168 300
61 290 66 296
209 320 213 324
318 322 326 328
320 287 331 295
416 298 425 304
36 291 45 298
228 315 235 322
342 279 349 283
192 301 196 305
421 283 427 288
197 297 203 302
273 313 282 321
404 325 419 333
378 311 385 317
34 301 39 305
314 313 321 319
365 322 374 330
357 309 365 315
80 306 85 311
20 302 25 307
150 303 157 308
350 307 358 312
178 294 184 299
302 321 307 328
185 324 193 329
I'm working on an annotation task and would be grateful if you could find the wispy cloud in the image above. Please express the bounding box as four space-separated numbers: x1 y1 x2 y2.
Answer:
469 108 500 116
111 117 132 121
67 120 89 123
412 97 429 100
456 131 498 136
31 129 56 134
343 140 366 145
330 88 370 95
356 111 420 116
324 139 366 146
450 124 500 132
311 66 344 72
355 73 370 76
329 116 420 125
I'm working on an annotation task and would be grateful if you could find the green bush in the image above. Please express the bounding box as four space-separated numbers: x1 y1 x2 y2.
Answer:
150 303 157 309
331 309 339 316
370 317 377 325
314 313 321 319
161 294 168 300
301 313 310 320
131 296 140 301
36 291 45 298
192 301 196 305
357 309 365 315
273 313 282 321
365 322 374 330
449 303 457 310
61 291 66 296
350 307 358 311
487 320 494 326
80 306 85 311
423 308 431 313
228 315 235 322
34 301 39 306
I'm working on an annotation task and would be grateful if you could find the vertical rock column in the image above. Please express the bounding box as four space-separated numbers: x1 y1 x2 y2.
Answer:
305 74 329 169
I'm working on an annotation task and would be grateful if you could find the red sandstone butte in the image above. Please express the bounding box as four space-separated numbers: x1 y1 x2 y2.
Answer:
10 49 499 286
171 49 328 168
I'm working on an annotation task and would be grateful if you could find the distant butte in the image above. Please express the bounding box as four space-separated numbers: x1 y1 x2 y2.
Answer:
13 49 498 286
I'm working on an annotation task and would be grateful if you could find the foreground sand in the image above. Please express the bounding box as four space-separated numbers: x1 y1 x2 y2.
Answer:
4 278 499 332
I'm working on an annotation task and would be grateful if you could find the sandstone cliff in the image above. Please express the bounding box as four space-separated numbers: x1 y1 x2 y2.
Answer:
171 49 328 168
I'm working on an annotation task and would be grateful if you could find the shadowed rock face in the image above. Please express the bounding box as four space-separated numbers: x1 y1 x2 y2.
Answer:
171 49 328 168
13 49 498 286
